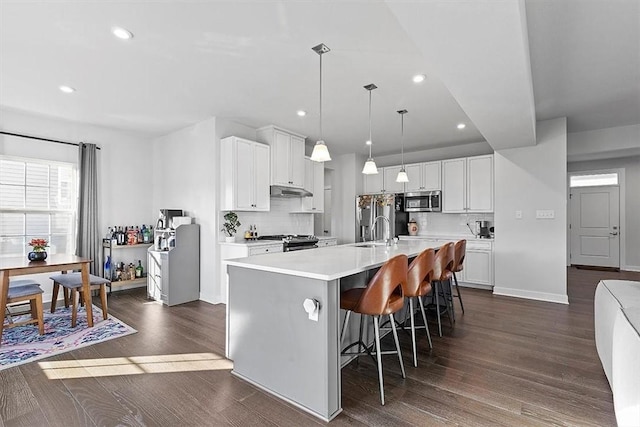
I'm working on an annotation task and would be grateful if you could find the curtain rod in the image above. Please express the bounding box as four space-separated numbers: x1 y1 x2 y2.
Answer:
0 131 101 150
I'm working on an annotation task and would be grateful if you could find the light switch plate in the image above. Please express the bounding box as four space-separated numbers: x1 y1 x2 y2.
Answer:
536 209 555 219
515 210 523 219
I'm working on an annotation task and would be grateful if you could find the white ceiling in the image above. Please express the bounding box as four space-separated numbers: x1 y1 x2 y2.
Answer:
0 1 638 158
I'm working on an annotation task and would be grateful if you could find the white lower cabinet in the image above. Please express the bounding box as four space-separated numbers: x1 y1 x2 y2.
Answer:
459 240 493 288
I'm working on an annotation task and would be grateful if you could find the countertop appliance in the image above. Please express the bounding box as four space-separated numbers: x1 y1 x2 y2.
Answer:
476 220 492 239
157 209 183 230
403 190 441 212
356 193 409 242
258 235 319 251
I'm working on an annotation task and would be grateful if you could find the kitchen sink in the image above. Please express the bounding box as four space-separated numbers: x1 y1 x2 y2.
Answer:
354 242 388 248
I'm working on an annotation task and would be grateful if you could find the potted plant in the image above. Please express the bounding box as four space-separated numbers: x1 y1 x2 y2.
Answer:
221 211 241 242
28 238 49 261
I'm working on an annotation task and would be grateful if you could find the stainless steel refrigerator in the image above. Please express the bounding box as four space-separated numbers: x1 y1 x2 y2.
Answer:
356 193 408 242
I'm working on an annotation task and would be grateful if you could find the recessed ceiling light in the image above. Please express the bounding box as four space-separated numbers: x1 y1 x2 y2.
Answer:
59 85 75 93
112 26 134 40
297 110 306 117
365 140 372 146
412 74 426 83
457 123 466 130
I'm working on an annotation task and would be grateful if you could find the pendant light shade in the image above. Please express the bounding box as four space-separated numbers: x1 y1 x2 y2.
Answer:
310 43 331 162
396 109 409 183
362 84 379 175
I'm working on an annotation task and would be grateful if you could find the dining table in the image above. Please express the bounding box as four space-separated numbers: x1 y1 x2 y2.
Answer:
0 254 94 341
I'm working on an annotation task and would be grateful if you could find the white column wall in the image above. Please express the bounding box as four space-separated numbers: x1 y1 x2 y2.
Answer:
330 153 364 245
493 117 568 304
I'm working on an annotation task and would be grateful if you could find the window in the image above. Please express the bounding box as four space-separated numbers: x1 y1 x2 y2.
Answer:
0 156 77 256
570 172 619 188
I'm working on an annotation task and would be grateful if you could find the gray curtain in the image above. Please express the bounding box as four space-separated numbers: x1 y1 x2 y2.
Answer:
76 143 100 274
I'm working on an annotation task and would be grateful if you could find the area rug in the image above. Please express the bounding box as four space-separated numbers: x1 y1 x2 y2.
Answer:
1 304 137 370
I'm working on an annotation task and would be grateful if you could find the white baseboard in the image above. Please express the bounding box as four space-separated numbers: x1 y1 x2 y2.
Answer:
458 282 494 291
492 287 569 305
622 265 640 273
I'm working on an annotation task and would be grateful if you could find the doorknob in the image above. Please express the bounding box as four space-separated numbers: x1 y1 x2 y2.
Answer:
610 232 618 236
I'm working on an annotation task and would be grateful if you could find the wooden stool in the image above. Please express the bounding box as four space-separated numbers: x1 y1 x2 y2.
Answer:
451 240 467 315
2 281 45 341
339 254 407 405
50 273 109 327
403 248 435 367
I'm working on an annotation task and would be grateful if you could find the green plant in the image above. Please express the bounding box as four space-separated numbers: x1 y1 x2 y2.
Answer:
221 212 241 237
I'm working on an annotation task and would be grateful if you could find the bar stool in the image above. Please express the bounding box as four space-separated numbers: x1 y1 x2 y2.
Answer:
451 239 466 315
430 242 455 337
340 254 407 405
403 248 435 367
50 273 109 327
2 279 45 340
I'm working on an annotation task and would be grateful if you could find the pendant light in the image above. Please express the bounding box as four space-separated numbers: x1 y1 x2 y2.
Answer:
310 43 331 162
362 84 379 174
396 109 409 183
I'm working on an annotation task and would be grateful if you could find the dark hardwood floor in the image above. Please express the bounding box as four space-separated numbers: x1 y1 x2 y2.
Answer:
2 267 638 426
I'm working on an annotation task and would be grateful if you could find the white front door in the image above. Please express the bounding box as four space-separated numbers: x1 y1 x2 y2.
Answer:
570 186 620 268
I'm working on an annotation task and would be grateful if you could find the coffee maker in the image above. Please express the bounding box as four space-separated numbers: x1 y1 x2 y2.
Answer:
475 220 492 239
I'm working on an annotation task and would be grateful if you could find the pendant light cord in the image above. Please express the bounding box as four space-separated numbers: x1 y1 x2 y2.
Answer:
368 89 372 158
401 113 405 167
319 53 323 141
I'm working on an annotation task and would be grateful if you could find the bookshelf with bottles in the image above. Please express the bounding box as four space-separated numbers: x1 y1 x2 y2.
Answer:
102 224 153 289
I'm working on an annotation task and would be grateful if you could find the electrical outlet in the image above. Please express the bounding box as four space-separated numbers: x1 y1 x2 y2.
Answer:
515 210 523 219
536 209 555 219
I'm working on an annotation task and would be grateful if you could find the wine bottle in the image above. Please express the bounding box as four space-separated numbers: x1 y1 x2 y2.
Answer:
135 260 143 278
104 255 112 280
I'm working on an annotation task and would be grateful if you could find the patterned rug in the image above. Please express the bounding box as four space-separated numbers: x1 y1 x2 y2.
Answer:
1 304 137 370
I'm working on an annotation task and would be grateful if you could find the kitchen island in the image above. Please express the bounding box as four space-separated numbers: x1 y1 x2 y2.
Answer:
225 239 441 421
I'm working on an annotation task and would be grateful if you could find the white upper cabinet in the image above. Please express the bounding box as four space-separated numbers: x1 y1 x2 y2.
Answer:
442 154 493 213
257 126 306 188
301 158 324 212
363 171 384 194
220 136 270 211
404 161 442 192
467 154 493 212
383 166 405 194
442 158 467 212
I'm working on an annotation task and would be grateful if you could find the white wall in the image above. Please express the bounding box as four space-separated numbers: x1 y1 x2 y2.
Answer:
568 156 640 271
493 117 568 304
0 107 154 300
330 153 364 244
152 117 218 303
568 124 640 162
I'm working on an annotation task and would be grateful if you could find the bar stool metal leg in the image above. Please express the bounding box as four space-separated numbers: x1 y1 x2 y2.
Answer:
435 282 442 337
453 272 465 314
373 315 385 405
389 313 406 378
340 310 351 348
417 296 433 349
409 297 417 367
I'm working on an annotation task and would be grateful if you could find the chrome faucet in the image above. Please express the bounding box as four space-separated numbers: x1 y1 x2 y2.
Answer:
372 215 391 246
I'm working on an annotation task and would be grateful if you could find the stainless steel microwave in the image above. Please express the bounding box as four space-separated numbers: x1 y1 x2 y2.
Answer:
403 191 442 212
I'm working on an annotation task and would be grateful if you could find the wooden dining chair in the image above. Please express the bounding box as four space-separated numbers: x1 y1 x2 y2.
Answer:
2 279 45 342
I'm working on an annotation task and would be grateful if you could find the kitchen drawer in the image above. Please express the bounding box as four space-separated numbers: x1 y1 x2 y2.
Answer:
466 240 493 251
249 245 283 256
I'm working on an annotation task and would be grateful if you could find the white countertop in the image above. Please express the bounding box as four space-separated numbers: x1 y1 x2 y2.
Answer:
225 240 441 281
399 234 494 242
220 240 282 247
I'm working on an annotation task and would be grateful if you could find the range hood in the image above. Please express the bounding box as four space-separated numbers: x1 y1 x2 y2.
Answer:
270 185 313 198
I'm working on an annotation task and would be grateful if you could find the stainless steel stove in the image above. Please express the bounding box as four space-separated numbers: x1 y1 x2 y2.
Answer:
258 235 319 252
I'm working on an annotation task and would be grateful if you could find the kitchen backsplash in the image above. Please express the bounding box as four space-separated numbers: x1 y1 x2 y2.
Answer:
406 212 495 237
224 198 313 238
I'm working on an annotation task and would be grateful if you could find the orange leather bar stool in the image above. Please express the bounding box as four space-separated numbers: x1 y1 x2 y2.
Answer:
339 254 407 405
430 242 455 337
451 239 467 315
403 248 435 367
